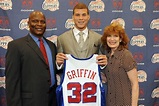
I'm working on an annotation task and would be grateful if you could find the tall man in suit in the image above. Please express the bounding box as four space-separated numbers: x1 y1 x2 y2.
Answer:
5 11 57 106
56 2 107 66
56 3 107 106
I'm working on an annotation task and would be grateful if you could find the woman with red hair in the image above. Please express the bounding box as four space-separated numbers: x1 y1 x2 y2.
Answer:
101 22 139 106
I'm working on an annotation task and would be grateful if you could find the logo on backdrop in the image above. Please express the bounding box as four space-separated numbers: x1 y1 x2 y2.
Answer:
138 70 147 82
69 0 79 8
89 0 105 12
154 0 159 12
151 87 159 98
0 76 5 89
0 56 5 67
130 35 146 47
155 70 159 79
112 0 123 12
90 18 101 28
0 96 6 106
151 53 159 63
65 18 74 29
133 52 144 65
47 35 57 46
154 70 159 82
0 16 10 31
150 18 159 30
111 18 125 29
19 18 29 30
21 0 33 9
138 88 145 101
139 88 145 98
153 34 159 47
132 17 144 30
154 102 159 106
0 36 13 49
130 0 146 12
42 0 59 11
46 18 57 31
90 18 102 32
0 0 12 10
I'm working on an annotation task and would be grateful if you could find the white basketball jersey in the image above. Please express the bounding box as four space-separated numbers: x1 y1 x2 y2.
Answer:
56 54 105 106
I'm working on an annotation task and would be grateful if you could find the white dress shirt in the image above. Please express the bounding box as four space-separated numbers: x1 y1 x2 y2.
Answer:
73 27 88 42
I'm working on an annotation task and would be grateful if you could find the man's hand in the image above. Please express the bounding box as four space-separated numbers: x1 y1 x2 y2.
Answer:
96 54 107 66
56 53 68 66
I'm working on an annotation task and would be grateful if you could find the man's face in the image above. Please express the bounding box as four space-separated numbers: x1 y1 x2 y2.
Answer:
72 9 90 31
28 13 46 37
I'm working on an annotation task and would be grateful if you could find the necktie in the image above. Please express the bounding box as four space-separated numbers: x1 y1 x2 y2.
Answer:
39 38 55 86
78 31 84 48
39 38 52 85
39 38 49 65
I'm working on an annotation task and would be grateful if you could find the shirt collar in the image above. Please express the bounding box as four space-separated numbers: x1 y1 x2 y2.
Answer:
29 33 43 42
73 27 88 36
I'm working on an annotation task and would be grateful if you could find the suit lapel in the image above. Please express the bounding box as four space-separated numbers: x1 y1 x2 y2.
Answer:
26 34 46 64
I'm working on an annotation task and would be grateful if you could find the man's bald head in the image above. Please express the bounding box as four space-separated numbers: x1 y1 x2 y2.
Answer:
28 11 46 38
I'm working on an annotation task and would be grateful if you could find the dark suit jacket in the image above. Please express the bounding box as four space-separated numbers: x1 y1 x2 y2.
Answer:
5 34 57 106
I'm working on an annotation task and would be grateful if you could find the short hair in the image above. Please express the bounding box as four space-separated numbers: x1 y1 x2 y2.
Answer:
29 10 45 21
101 22 129 52
73 2 89 15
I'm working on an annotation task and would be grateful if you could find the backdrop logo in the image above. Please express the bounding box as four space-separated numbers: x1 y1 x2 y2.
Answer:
151 87 159 98
133 18 143 28
0 0 12 10
90 18 101 28
130 35 146 47
151 53 159 63
150 18 159 30
154 0 159 10
139 88 144 97
89 0 105 12
111 18 125 29
133 52 144 63
153 34 159 47
0 96 6 106
154 34 159 44
154 102 159 106
112 0 123 10
42 0 59 11
0 36 13 49
21 0 33 9
65 19 74 29
0 76 5 89
0 16 10 29
46 18 56 29
0 56 5 67
155 70 159 79
130 0 146 12
19 18 29 30
138 70 147 82
47 35 57 46
69 0 79 8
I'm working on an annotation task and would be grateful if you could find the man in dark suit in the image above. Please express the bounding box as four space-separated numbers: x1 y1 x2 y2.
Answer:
5 11 57 106
56 2 107 66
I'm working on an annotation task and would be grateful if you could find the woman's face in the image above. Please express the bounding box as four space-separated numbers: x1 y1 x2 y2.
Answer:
106 32 121 51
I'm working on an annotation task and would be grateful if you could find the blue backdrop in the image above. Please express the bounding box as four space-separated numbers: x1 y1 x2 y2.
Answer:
0 0 159 106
